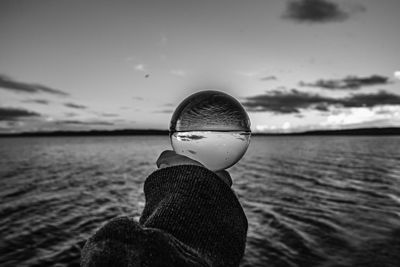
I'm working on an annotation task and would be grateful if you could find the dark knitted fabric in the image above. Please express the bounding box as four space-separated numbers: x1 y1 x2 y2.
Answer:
81 165 248 267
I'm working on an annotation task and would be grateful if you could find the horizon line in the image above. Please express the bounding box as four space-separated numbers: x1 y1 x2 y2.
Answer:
1 127 400 137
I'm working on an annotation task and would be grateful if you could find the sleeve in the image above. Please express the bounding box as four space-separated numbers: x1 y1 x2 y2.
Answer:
81 165 248 267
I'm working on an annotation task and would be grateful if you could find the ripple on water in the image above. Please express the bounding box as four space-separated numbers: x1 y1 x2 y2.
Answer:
1 136 400 267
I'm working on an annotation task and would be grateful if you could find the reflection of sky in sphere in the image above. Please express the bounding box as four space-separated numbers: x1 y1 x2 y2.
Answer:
170 91 251 171
170 91 251 132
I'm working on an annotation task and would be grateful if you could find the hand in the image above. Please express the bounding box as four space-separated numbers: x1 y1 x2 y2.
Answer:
156 150 204 169
156 150 232 187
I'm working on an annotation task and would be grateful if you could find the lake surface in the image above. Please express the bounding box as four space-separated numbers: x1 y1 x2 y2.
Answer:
1 136 400 267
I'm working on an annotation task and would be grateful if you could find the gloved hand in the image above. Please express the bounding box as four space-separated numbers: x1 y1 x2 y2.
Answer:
156 150 232 187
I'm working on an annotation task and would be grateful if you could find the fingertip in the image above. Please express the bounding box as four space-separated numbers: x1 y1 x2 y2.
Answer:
156 150 176 167
159 150 175 157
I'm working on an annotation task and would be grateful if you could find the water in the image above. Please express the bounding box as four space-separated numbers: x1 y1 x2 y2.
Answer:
1 136 400 267
171 131 251 171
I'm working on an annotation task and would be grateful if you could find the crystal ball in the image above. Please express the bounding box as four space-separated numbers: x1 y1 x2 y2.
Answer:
170 90 251 171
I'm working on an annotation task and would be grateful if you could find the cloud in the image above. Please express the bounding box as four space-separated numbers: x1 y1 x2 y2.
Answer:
153 109 174 113
243 89 335 113
342 90 400 108
22 99 50 105
283 0 349 23
170 70 187 77
260 76 277 81
394 71 400 80
0 107 41 121
56 120 114 126
242 89 400 114
100 113 119 117
255 121 295 132
236 70 259 78
236 70 277 81
163 103 175 107
0 120 21 129
64 102 87 109
0 74 69 96
282 121 291 130
321 106 400 127
134 64 145 71
65 112 78 117
300 75 390 90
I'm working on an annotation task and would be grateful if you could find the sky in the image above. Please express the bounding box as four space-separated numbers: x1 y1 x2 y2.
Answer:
0 0 399 133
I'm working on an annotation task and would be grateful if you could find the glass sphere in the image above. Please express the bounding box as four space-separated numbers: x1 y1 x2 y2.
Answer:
170 90 251 171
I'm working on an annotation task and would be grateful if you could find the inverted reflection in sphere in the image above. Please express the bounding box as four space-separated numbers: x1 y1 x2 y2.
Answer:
170 90 251 171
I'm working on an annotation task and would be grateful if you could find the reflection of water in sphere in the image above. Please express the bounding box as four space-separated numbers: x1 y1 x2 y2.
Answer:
171 131 250 171
170 90 251 171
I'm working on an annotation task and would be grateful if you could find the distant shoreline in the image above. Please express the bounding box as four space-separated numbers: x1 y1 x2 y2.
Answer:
0 129 169 137
1 127 400 137
255 127 400 136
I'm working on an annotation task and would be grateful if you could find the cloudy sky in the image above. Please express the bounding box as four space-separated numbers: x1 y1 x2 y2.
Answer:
1 0 399 133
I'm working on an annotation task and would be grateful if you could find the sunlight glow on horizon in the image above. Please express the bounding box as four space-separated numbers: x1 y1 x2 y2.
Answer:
394 71 400 80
